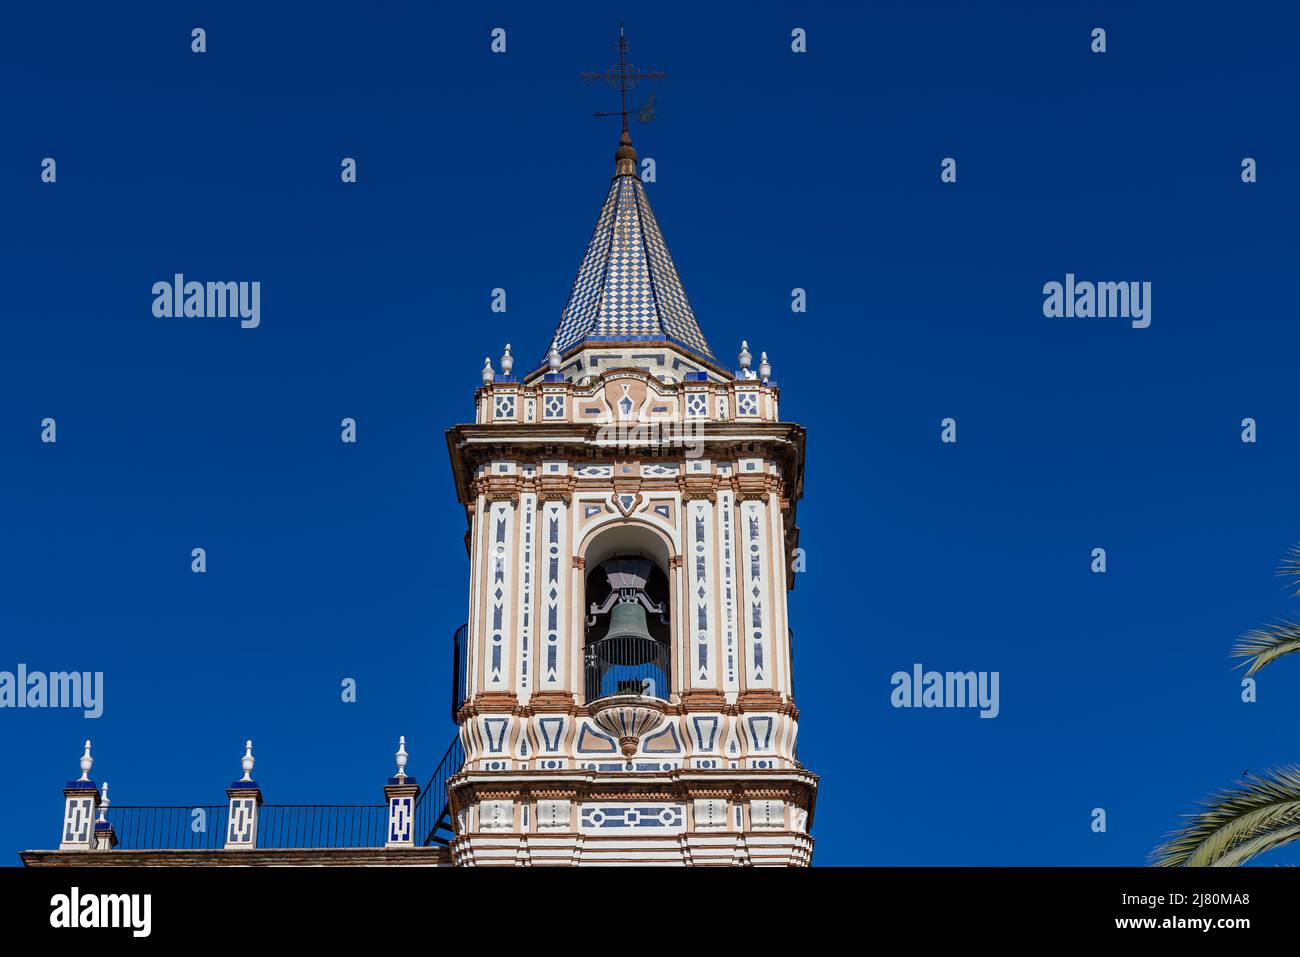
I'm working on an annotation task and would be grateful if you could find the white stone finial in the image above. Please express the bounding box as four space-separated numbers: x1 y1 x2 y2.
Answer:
97 782 110 823
481 357 494 384
395 735 409 779
79 740 93 782
738 340 752 374
240 740 255 782
500 343 514 376
759 351 771 382
548 343 562 373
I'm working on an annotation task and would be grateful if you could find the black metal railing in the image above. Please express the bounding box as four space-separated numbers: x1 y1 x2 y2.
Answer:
110 804 388 850
583 634 670 703
103 741 465 851
450 622 468 722
112 805 229 850
256 804 387 849
415 733 465 846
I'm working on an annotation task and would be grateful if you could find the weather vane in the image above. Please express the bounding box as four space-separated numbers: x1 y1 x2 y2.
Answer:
581 23 666 133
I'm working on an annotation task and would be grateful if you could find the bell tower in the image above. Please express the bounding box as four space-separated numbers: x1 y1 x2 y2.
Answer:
442 45 815 865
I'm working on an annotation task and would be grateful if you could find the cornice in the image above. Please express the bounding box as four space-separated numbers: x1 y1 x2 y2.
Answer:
447 768 820 826
445 421 806 519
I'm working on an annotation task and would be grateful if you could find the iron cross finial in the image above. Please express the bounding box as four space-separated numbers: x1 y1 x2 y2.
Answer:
581 23 666 135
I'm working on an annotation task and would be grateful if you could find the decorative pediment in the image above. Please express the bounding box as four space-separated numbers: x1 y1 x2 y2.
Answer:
612 492 642 517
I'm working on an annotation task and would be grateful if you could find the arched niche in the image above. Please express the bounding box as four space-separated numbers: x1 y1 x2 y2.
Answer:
580 519 673 572
578 520 677 702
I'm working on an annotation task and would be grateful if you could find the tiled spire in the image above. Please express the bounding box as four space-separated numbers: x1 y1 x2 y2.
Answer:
544 134 716 365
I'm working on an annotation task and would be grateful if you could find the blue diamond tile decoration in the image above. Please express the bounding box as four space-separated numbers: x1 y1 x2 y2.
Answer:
545 173 716 365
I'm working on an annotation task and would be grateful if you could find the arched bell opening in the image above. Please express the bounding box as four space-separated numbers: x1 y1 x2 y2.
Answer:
581 525 673 704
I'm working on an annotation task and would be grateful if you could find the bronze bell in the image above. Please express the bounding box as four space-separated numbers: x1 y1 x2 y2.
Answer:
605 599 654 643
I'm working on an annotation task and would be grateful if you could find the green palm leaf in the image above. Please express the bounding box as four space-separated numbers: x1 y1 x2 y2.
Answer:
1279 543 1300 596
1212 822 1300 867
1151 766 1300 866
1231 620 1300 675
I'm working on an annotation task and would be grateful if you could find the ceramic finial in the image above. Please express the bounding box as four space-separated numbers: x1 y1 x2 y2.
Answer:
240 740 255 782
395 735 409 779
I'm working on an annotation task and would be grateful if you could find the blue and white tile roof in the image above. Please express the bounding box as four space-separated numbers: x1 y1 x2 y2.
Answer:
546 171 716 364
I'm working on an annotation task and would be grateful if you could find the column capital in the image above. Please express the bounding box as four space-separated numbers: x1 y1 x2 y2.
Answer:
733 473 777 501
678 474 718 501
538 475 575 502
476 475 522 503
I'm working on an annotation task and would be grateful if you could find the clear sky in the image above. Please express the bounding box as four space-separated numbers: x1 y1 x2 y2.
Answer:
3 1 1299 866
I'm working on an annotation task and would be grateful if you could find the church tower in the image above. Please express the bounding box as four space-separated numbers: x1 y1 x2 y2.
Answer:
443 94 817 865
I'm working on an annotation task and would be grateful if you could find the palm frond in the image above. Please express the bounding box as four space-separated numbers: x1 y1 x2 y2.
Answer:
1150 766 1300 867
1278 543 1300 596
1230 620 1300 676
1211 822 1300 867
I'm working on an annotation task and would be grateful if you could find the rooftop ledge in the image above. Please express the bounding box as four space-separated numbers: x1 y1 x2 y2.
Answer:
21 846 452 867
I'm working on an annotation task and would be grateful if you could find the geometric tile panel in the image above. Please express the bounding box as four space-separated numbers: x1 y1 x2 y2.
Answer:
579 803 685 833
61 796 94 846
226 797 257 846
388 795 414 844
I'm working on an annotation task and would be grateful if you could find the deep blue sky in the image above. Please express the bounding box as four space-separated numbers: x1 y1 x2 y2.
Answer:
3 1 1299 866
